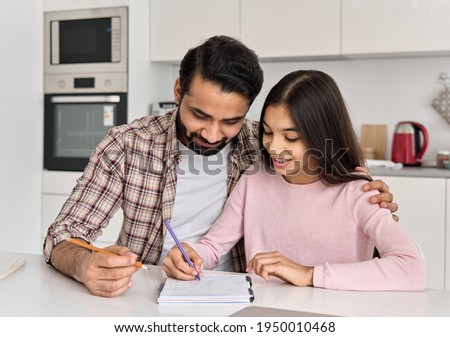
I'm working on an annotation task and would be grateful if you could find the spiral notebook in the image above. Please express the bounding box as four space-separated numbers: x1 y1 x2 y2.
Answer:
157 273 254 304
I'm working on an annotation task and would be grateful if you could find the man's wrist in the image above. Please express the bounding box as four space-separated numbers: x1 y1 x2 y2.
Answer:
51 240 91 283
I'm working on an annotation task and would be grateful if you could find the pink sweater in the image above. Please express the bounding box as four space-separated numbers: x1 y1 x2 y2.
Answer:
190 167 427 291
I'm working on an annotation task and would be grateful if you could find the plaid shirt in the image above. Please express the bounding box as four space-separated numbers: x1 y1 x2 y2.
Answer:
43 109 260 272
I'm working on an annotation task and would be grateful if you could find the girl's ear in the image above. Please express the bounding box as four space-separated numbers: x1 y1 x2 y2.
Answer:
174 78 182 105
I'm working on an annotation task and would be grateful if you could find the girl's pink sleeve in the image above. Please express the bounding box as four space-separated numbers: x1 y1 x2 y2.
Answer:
314 188 427 291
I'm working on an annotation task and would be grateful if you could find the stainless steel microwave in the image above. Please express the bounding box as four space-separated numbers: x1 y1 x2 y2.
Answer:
44 7 128 93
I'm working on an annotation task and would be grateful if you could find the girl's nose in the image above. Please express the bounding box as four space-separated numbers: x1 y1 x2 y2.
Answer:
268 135 284 153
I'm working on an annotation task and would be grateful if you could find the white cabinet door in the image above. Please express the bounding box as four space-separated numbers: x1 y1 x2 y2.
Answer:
150 0 240 62
241 0 340 59
342 0 450 55
373 176 446 290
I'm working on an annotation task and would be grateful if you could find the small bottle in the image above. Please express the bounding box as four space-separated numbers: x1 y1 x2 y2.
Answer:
437 150 450 168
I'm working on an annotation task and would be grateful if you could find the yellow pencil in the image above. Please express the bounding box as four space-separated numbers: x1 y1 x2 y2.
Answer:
66 238 148 270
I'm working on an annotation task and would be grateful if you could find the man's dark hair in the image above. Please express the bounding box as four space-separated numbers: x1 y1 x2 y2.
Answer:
179 35 263 106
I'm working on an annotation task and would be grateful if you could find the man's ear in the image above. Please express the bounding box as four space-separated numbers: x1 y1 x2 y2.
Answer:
174 78 181 105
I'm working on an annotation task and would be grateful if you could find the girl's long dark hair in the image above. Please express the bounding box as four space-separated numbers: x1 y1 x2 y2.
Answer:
259 70 371 184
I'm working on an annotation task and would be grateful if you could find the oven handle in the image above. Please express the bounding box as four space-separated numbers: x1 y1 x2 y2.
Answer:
50 95 121 103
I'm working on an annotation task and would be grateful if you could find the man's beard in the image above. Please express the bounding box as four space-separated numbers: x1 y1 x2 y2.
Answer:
176 114 228 156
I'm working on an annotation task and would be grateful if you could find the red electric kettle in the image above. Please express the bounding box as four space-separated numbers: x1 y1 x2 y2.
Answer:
391 121 429 166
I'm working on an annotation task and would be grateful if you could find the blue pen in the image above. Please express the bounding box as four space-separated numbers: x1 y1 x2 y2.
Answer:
163 220 201 281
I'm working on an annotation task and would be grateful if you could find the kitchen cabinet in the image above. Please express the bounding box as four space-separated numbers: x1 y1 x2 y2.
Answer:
342 0 450 55
150 0 340 62
240 0 340 59
42 171 122 247
373 175 446 290
150 0 240 62
150 0 450 62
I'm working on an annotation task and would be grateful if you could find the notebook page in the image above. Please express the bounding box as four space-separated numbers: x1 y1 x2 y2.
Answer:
162 274 250 297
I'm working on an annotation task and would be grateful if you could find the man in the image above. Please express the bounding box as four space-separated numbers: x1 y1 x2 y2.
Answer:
43 36 397 297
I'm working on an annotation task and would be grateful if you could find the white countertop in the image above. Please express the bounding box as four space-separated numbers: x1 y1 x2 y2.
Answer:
1 252 450 317
370 166 450 178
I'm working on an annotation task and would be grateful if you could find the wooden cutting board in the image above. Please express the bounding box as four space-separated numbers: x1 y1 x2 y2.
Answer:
359 124 388 160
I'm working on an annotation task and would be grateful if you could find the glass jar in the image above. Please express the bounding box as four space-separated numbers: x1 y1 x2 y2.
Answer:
437 150 450 168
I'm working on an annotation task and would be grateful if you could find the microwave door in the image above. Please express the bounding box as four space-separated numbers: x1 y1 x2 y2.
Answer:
51 17 119 65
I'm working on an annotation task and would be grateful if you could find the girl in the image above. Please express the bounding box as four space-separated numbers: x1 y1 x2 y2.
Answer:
162 70 427 291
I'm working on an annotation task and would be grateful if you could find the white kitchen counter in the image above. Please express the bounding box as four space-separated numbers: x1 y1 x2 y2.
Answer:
370 166 450 178
1 252 450 317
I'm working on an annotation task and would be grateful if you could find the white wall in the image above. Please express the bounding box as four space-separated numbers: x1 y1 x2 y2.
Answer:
164 56 450 163
249 57 450 163
128 0 174 121
0 1 43 253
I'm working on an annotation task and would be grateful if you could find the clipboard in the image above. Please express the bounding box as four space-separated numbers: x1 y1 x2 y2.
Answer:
157 274 254 304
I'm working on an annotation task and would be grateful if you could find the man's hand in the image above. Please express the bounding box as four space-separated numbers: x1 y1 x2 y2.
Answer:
355 166 399 221
50 240 140 297
162 243 203 280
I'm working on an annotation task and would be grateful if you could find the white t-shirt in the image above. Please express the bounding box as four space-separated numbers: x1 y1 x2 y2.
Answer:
159 141 234 271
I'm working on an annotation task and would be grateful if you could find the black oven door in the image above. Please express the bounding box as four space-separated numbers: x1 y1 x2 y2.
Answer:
44 93 127 171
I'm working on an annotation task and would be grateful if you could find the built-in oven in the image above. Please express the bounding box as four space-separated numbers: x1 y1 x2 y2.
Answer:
44 93 127 171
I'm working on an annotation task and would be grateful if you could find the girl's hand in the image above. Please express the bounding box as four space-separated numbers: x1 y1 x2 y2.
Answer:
246 251 314 286
162 243 203 280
